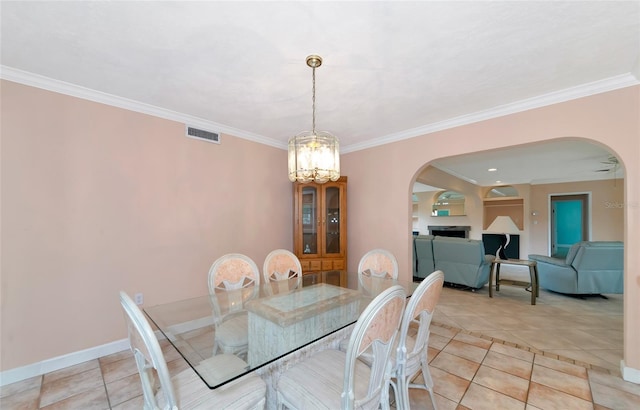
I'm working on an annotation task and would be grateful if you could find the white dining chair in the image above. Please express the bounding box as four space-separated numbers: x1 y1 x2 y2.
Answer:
391 270 444 410
276 285 406 410
358 248 399 279
208 253 261 358
262 249 302 295
119 291 266 409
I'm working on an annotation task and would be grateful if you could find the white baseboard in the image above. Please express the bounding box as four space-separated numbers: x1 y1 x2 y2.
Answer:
0 339 130 387
621 360 640 384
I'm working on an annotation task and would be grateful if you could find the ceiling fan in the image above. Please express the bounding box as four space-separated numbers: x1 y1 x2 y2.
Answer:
595 156 620 187
594 156 619 173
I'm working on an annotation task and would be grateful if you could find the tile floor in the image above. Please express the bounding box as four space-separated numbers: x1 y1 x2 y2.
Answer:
2 280 639 409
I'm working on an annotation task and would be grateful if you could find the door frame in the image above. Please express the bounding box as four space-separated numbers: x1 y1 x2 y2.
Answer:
548 192 591 256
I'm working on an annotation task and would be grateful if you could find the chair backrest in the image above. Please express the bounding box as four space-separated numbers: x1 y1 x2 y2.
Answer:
208 253 261 293
342 285 406 409
262 249 302 294
396 271 444 367
119 291 177 409
358 248 399 279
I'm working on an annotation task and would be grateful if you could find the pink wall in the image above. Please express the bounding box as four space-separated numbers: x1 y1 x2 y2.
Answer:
529 179 625 254
2 80 639 380
1 81 293 370
342 86 640 375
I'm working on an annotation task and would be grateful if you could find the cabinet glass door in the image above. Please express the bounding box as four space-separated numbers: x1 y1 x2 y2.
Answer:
301 186 318 255
325 186 341 255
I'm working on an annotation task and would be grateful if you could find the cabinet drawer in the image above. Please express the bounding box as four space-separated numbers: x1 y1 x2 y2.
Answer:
321 260 333 270
300 260 311 271
310 260 322 271
332 259 345 270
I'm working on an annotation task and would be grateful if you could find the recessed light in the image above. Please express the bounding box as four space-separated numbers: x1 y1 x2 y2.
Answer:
488 168 497 172
495 180 502 184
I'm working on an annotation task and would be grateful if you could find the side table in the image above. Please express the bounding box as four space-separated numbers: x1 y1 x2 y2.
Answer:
489 258 539 305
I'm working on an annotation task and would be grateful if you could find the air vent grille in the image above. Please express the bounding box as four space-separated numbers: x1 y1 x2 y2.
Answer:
186 126 220 144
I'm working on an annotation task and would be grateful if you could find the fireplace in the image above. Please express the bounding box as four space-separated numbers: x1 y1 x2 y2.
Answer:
428 225 470 238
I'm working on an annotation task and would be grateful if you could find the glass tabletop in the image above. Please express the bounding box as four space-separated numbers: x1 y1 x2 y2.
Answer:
144 271 417 389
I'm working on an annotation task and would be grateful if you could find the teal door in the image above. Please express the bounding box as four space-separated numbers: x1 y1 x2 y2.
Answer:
551 194 589 257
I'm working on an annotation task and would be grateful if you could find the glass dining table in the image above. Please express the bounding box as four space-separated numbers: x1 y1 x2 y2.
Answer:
144 270 417 392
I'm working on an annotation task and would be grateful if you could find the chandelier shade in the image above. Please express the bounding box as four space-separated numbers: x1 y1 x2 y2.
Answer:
288 55 340 184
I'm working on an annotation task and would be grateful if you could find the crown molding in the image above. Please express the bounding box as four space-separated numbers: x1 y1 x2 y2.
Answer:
0 66 287 150
342 73 639 153
2 66 636 154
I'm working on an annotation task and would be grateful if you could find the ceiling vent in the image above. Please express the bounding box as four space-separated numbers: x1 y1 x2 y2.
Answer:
186 126 220 144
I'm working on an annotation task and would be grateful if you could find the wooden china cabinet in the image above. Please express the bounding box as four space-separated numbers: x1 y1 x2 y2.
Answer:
293 177 347 276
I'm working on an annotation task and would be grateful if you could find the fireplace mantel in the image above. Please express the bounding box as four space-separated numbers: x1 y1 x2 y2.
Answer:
428 225 471 238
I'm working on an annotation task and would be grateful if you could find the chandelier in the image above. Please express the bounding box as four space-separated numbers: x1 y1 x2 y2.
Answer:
288 55 340 184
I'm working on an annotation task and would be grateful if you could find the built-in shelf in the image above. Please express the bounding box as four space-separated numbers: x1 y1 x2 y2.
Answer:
483 198 524 230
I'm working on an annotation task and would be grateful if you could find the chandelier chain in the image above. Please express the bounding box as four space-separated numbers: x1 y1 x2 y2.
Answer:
312 65 316 134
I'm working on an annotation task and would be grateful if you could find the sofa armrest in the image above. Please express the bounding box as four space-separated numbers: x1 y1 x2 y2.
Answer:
528 254 568 267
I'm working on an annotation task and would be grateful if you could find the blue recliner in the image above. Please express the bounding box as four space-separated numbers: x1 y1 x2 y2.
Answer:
413 235 435 279
432 236 494 289
529 241 623 295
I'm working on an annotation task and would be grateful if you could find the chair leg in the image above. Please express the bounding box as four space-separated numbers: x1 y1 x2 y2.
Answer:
394 375 410 410
422 361 437 410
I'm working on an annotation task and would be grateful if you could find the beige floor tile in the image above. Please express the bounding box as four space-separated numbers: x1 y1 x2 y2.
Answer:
506 329 582 350
427 346 440 362
453 332 492 349
590 380 640 409
443 315 500 331
534 354 588 379
429 324 459 339
430 351 480 380
484 315 539 330
39 367 104 407
460 382 525 410
403 387 439 410
482 351 533 380
98 349 134 366
105 372 143 407
441 339 488 364
0 375 41 399
100 356 139 384
42 359 100 384
430 366 471 403
531 364 592 401
527 381 594 410
472 365 529 402
431 313 462 329
428 333 453 350
0 385 40 409
545 348 619 372
489 342 534 362
588 369 640 397
110 394 146 410
167 357 191 375
554 329 620 349
469 330 534 348
39 385 109 410
587 348 624 369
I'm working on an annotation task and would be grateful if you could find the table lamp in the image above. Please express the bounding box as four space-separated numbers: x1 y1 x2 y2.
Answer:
486 216 520 259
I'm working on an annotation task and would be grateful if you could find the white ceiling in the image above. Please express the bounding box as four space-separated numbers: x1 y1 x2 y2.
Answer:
1 1 638 186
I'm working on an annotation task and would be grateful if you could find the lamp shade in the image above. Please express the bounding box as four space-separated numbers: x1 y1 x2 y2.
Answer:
486 216 520 234
486 216 520 260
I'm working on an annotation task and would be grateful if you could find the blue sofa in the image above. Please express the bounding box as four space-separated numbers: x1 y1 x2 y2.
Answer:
414 235 494 289
529 241 623 295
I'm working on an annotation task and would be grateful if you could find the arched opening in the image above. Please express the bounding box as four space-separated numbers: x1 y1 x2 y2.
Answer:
410 137 626 374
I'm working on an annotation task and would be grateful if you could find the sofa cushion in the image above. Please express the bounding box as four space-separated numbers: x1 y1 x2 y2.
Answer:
414 235 435 279
431 236 492 289
531 241 623 295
